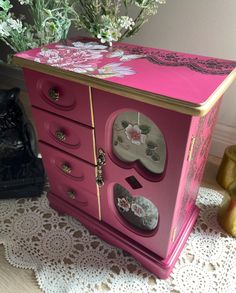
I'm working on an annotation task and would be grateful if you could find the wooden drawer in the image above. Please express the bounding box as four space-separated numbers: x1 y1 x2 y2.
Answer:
24 69 93 127
33 107 95 164
39 142 99 219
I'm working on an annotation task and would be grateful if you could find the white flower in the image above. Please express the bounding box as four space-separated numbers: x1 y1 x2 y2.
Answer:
125 124 146 145
0 21 11 37
131 203 146 217
106 50 124 58
118 16 135 30
17 0 31 4
57 44 106 60
117 197 131 212
97 22 121 46
72 41 107 50
7 18 23 33
72 64 95 74
107 50 145 62
98 62 135 78
38 49 60 59
135 0 166 9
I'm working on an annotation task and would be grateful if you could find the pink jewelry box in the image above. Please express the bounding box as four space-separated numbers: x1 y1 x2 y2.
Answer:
13 37 236 278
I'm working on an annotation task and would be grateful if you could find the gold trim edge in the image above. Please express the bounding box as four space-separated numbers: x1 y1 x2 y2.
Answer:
13 56 236 117
89 86 101 220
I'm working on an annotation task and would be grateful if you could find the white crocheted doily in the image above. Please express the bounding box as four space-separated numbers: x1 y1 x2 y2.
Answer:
0 187 235 293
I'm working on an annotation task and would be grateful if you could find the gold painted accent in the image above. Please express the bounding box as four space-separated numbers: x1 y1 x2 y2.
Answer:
67 190 76 199
89 87 97 165
61 163 72 174
89 87 101 219
89 86 95 128
48 87 59 101
55 130 66 141
13 56 236 117
92 130 97 165
216 145 236 189
187 137 196 161
217 180 236 237
172 227 177 242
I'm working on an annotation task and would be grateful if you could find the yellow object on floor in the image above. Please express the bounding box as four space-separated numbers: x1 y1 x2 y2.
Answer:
217 145 236 189
218 181 236 237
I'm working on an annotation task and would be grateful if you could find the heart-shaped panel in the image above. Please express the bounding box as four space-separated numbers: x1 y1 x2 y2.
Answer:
114 183 158 231
112 111 166 174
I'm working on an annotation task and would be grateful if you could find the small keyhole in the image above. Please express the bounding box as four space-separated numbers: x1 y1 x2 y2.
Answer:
125 176 142 190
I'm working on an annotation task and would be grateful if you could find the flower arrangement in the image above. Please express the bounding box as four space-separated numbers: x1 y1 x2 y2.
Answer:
71 0 166 46
0 0 167 60
0 0 71 60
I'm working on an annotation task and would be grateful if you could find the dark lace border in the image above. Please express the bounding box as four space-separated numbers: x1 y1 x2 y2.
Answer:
116 45 236 75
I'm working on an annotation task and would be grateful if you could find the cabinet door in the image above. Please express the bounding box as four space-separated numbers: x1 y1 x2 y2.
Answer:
92 88 192 258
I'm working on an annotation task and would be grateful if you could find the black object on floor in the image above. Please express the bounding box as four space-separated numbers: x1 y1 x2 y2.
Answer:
0 87 45 199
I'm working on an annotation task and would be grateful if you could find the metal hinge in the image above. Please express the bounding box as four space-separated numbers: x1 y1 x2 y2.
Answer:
187 136 196 161
172 227 177 242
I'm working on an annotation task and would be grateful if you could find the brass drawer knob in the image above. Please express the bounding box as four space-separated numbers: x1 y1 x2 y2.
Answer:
67 190 76 199
48 88 59 101
55 130 66 141
61 163 72 174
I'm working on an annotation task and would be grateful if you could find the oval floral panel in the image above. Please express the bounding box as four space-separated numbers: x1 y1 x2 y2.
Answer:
112 111 166 174
114 184 158 231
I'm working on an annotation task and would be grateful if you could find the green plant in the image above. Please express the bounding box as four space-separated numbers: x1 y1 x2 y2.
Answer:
0 0 72 57
71 0 166 46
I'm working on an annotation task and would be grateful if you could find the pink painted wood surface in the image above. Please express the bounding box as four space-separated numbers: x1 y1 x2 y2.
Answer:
16 36 234 278
24 69 93 126
171 99 221 242
92 88 192 259
48 190 199 279
15 37 236 106
32 107 95 164
39 142 99 219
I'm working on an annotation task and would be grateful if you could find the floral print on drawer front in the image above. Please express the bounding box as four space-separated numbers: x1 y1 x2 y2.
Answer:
112 111 166 174
25 41 144 79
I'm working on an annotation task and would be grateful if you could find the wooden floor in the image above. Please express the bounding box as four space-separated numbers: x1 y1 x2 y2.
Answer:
0 155 225 293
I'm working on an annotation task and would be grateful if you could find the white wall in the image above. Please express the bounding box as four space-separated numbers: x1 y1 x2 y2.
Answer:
123 0 236 157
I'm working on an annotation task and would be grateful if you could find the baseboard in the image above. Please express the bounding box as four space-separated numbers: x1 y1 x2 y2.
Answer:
210 123 236 158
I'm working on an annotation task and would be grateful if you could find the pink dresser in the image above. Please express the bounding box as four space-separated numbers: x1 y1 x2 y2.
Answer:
14 38 236 279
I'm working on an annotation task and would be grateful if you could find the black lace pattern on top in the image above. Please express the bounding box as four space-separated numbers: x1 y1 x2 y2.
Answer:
116 45 236 75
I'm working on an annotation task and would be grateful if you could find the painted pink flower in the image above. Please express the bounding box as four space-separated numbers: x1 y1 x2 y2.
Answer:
125 124 146 145
34 45 103 74
117 197 130 212
31 41 137 79
98 63 135 78
131 203 146 217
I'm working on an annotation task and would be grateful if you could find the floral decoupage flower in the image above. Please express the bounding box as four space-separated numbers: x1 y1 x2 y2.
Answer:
98 63 135 78
131 203 146 218
125 124 146 145
117 197 131 212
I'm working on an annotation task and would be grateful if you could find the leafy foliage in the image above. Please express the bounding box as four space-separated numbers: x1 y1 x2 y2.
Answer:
0 0 72 58
139 124 151 134
121 120 129 128
71 0 166 46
